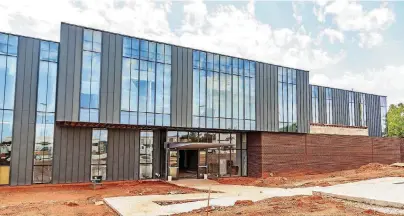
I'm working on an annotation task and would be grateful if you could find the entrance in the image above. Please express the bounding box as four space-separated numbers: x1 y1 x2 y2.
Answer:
167 148 208 180
179 150 198 178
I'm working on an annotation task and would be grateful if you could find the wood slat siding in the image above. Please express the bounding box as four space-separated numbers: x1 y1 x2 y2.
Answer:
107 129 140 181
56 23 83 122
10 37 40 185
99 32 122 124
171 46 192 128
52 126 92 183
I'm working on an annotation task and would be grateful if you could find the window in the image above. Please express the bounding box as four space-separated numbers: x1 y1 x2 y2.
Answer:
91 129 108 180
140 131 153 179
311 86 319 123
0 33 17 185
167 131 247 177
349 92 355 126
380 96 387 136
80 29 101 122
192 50 255 130
33 41 58 184
359 94 367 127
326 88 333 124
278 67 297 132
121 37 171 126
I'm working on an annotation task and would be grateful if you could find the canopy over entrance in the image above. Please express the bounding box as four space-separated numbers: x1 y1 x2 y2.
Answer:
166 142 232 150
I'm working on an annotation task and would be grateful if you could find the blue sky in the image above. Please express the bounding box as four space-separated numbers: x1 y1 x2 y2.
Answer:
0 0 403 105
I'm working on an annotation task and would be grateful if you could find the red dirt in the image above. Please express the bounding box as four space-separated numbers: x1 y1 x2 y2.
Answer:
215 163 404 188
234 200 254 206
177 195 391 216
0 180 200 216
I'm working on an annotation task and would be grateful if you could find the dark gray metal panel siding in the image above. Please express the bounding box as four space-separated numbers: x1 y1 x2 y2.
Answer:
297 70 310 133
99 32 122 124
171 46 192 128
254 63 278 132
52 126 92 183
56 23 83 122
107 129 139 181
317 86 327 124
186 49 193 128
354 92 361 126
332 89 349 126
367 94 381 137
10 37 40 186
272 65 279 131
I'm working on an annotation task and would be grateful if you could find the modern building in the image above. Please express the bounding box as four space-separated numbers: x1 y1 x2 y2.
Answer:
0 23 388 186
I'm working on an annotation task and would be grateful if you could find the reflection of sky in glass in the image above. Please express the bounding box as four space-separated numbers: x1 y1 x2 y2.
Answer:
192 50 255 130
121 36 171 126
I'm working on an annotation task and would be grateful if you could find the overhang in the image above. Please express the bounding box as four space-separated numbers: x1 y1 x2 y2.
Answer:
166 142 233 150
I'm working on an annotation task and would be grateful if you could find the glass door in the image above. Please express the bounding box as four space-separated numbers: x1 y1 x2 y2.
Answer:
168 149 179 180
198 149 207 179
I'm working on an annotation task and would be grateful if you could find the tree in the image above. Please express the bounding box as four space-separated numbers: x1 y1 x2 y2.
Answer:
387 103 404 137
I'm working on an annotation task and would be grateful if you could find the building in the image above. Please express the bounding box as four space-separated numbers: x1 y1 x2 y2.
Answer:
0 23 389 186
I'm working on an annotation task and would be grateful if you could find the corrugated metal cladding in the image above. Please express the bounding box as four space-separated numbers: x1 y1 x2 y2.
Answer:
52 126 92 184
317 86 327 123
171 46 193 128
311 84 383 137
255 63 278 132
331 88 349 125
99 32 122 124
56 23 83 122
296 70 310 133
107 129 139 181
247 64 310 133
10 37 40 186
367 94 382 137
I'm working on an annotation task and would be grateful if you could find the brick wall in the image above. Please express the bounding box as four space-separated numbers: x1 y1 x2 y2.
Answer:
248 132 404 178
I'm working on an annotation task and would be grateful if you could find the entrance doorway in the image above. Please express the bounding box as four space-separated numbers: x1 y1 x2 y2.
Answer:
179 150 198 178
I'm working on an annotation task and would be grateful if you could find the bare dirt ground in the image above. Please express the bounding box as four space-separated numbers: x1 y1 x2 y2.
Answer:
1 163 403 216
0 181 200 216
178 195 391 216
216 163 404 188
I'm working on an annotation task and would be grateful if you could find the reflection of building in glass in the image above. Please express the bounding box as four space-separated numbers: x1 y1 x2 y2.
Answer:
0 22 390 186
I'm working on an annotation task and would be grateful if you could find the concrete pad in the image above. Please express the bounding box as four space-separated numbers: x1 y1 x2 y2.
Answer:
313 177 404 209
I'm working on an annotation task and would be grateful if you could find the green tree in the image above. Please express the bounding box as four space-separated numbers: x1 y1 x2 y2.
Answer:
387 103 404 137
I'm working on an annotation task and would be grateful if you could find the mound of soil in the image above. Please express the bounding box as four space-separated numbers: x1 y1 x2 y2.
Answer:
356 163 388 173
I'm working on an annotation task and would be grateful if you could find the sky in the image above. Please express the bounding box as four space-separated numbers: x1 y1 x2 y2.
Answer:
0 0 403 105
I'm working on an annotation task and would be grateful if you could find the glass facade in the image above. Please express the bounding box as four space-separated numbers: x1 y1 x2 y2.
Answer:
80 29 102 122
0 33 17 185
140 130 153 179
192 51 255 130
325 88 333 124
91 129 108 180
121 38 171 126
311 86 319 123
348 92 355 126
380 96 387 136
166 131 247 177
33 41 58 184
360 94 367 127
278 67 297 132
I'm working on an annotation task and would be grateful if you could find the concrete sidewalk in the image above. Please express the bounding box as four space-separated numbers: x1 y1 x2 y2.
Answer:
104 179 319 216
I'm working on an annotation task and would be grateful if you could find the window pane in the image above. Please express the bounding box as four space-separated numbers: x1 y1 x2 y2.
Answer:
4 56 17 110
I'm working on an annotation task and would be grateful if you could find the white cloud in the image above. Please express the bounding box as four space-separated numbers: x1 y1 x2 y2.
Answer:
313 0 394 49
320 28 344 44
358 32 383 48
324 0 394 32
